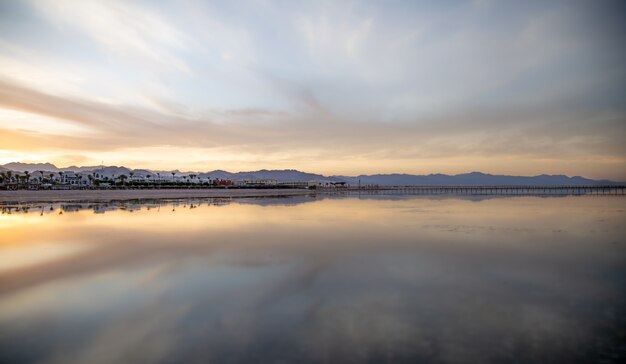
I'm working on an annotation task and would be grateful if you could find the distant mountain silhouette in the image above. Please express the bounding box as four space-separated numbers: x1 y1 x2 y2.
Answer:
332 172 621 186
2 162 60 172
198 169 336 182
1 162 622 186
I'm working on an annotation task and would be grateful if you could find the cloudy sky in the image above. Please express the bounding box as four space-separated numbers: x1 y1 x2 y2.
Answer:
0 0 624 178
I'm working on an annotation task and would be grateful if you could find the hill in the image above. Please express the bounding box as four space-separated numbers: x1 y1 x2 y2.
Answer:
1 162 622 186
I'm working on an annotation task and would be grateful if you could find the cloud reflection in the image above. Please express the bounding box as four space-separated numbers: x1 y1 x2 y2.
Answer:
0 196 624 363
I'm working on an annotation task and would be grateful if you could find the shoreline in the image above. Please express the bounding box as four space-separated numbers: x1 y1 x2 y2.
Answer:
1 186 623 204
0 188 316 203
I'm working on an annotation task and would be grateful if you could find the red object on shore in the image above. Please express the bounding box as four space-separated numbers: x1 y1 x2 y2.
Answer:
216 179 233 186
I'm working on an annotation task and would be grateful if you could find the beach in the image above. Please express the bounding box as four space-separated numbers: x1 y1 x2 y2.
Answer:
0 188 315 203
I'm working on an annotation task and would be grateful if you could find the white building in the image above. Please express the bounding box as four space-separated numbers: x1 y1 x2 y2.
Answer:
62 172 88 186
235 179 278 187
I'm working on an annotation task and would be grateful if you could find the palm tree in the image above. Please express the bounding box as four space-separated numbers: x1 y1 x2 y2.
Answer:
58 171 64 184
14 173 22 188
13 172 23 188
119 174 128 187
24 171 30 185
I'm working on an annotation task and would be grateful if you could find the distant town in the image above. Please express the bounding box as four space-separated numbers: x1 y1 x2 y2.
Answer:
0 168 348 190
0 162 623 191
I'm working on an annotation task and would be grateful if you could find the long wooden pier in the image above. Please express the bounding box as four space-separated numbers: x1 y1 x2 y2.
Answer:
320 185 626 196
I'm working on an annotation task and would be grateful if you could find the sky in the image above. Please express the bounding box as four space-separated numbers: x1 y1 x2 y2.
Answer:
0 0 624 179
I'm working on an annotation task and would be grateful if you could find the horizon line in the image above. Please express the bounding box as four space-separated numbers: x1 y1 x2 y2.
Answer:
1 161 623 182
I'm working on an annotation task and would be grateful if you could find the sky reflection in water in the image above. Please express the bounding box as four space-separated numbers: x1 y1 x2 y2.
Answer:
0 195 625 363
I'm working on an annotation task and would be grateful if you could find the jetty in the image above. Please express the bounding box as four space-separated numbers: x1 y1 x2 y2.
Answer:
321 185 626 196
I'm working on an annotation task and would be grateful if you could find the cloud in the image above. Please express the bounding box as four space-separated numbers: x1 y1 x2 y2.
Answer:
0 1 624 177
32 0 190 73
0 75 625 178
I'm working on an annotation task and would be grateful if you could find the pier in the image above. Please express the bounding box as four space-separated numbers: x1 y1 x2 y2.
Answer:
321 185 626 196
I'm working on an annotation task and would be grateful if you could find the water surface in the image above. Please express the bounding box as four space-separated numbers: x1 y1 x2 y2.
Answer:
1 195 624 363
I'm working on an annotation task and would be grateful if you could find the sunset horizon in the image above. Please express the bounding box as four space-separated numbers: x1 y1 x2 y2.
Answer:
1 0 625 180
1 1 625 363
1 159 625 182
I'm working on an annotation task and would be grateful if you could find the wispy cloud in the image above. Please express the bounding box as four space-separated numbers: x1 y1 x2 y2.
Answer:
1 77 624 177
0 0 623 177
32 0 190 72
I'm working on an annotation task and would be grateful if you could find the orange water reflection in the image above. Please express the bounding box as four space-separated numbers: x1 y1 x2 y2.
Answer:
0 195 624 363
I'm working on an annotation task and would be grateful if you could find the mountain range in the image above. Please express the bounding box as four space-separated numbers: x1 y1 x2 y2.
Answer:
1 162 622 186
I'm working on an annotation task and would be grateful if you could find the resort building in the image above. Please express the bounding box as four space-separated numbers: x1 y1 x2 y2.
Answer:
236 179 278 187
62 172 88 186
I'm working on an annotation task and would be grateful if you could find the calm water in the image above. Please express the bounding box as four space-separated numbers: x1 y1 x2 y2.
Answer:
0 195 625 364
